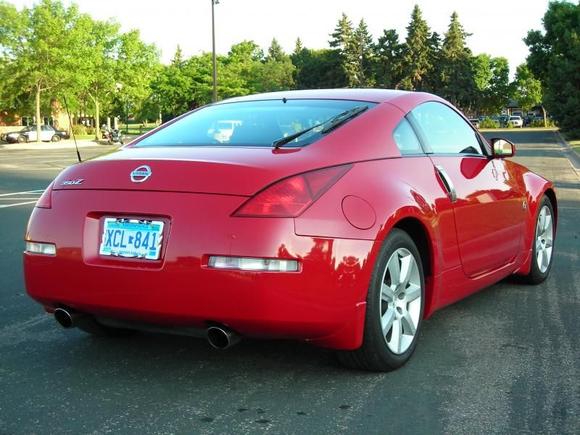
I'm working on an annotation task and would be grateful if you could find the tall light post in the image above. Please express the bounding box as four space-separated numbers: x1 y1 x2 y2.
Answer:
211 0 219 102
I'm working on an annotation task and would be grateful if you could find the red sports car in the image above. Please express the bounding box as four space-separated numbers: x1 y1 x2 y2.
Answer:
24 89 556 371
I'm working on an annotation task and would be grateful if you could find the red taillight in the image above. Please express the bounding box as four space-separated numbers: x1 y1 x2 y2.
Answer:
35 183 53 209
234 165 352 218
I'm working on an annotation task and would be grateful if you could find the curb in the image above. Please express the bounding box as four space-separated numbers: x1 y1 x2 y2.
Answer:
554 131 580 171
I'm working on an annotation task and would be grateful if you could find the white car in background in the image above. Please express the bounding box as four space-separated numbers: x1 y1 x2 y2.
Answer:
4 125 69 143
507 116 524 128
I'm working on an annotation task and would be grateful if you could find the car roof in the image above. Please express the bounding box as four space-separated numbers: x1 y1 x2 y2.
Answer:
219 88 412 104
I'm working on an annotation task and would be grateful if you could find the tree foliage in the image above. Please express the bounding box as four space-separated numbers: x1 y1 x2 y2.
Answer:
3 1 567 129
525 1 579 134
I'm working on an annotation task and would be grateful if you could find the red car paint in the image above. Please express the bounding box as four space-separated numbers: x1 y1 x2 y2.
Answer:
23 89 556 350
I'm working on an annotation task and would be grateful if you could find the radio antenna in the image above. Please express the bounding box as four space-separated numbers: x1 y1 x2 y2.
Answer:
62 95 82 163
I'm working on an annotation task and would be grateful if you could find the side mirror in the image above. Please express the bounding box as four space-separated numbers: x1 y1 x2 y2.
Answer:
490 138 515 158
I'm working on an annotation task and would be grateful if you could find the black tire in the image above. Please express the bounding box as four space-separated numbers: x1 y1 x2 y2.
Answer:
521 195 555 284
51 135 61 142
17 135 26 143
337 229 425 371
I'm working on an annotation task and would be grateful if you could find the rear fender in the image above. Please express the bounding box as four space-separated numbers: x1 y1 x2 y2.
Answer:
295 158 459 317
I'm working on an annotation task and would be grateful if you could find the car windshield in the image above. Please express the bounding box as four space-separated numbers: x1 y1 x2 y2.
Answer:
510 116 520 120
135 99 376 148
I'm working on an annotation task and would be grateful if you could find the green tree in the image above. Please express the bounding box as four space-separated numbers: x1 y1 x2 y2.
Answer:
78 18 122 138
350 19 374 87
329 13 361 87
374 29 403 88
525 1 579 134
148 47 194 120
424 31 442 92
267 38 285 62
114 30 159 123
511 64 544 122
399 5 433 90
0 0 90 141
292 48 345 89
469 54 510 115
257 39 295 92
439 12 473 109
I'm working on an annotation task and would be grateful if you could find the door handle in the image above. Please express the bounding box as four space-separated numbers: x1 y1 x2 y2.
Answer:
435 165 457 203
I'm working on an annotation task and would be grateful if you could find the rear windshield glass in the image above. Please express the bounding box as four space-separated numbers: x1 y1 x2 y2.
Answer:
135 99 376 148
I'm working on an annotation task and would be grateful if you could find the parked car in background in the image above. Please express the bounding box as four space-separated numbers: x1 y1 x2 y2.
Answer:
507 116 524 128
469 118 480 129
4 125 69 143
498 115 509 127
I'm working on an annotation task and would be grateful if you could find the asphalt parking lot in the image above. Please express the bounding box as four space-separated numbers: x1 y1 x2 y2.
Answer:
0 130 578 434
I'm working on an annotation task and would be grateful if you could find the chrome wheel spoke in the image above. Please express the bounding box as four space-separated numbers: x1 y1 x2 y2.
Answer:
388 318 402 354
543 214 552 233
381 283 394 303
399 254 412 288
387 254 401 285
405 283 421 303
381 307 395 335
401 311 417 335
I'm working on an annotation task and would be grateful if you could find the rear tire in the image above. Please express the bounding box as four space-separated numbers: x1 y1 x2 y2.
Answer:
521 195 555 284
337 229 425 371
51 135 61 142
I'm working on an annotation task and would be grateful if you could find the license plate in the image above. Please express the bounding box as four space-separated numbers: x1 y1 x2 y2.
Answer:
99 218 164 260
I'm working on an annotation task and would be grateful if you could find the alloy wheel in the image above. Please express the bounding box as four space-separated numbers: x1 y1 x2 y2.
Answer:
380 248 422 354
535 205 554 273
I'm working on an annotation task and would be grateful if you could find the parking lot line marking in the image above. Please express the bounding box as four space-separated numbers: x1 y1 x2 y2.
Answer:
0 190 45 197
0 197 41 201
0 201 37 209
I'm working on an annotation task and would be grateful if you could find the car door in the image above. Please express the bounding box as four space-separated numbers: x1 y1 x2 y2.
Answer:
409 101 525 278
41 125 52 141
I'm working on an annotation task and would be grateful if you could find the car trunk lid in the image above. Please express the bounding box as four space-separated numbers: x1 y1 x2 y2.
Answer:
52 146 317 196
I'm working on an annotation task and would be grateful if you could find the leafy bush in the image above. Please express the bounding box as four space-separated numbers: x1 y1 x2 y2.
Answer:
71 124 87 135
529 119 556 128
479 118 500 129
85 126 95 135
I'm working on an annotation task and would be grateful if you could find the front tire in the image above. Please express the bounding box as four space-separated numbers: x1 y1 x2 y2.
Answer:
338 229 425 371
51 135 61 142
522 196 555 284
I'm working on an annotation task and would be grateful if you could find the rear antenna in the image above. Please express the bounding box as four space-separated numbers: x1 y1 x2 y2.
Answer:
62 95 82 163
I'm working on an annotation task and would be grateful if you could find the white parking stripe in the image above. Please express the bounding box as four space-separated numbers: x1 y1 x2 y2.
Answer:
0 190 45 197
0 201 37 209
0 198 41 201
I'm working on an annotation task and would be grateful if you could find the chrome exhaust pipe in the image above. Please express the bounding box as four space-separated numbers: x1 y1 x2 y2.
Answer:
54 308 78 329
207 326 240 349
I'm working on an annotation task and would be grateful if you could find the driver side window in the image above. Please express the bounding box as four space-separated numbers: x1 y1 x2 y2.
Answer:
411 102 483 155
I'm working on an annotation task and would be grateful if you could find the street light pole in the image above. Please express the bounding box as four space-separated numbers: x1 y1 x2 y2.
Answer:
211 0 219 102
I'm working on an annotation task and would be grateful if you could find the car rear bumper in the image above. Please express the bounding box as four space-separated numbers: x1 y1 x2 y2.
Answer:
23 190 375 349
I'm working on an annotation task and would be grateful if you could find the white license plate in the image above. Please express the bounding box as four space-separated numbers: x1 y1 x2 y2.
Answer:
99 218 164 260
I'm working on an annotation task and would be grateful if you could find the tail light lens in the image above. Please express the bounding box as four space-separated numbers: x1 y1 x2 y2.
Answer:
233 164 352 218
35 182 54 209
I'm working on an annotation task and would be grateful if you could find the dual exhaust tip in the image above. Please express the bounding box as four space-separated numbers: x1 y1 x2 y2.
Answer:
54 308 240 349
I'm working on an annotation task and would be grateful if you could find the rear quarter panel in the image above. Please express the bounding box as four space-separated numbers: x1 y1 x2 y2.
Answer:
295 156 461 316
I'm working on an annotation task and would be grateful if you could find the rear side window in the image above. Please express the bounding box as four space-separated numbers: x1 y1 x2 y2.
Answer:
411 102 483 155
393 118 423 155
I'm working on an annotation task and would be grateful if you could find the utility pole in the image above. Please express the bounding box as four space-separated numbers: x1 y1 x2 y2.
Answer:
211 0 219 102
